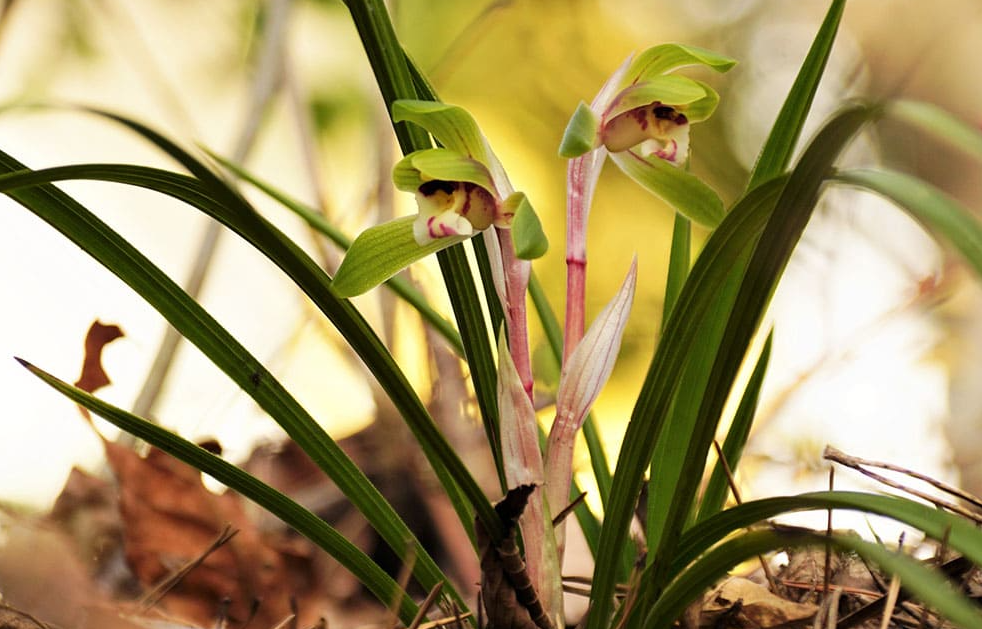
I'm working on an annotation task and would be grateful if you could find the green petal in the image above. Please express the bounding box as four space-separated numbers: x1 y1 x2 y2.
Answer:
505 192 549 259
627 43 737 84
392 100 491 163
678 80 721 123
392 153 426 191
332 216 467 297
609 150 724 227
559 101 600 158
606 75 707 120
411 148 496 191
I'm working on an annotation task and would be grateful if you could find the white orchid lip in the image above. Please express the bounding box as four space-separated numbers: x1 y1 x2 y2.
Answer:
600 102 691 164
412 178 498 244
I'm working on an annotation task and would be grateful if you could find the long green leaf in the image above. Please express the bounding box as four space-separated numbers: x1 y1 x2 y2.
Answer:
746 0 847 189
645 104 873 594
0 157 480 610
645 527 982 629
887 99 982 161
645 211 692 553
644 263 744 557
661 213 691 329
583 174 790 629
695 331 772 522
832 168 982 277
3 111 503 546
676 491 982 574
339 1 504 492
16 358 420 624
339 0 426 154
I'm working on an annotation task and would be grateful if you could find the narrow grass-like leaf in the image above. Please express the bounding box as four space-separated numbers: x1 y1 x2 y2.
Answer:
609 150 724 227
332 216 468 297
436 241 505 488
645 265 744 557
644 528 982 629
832 168 982 277
206 152 464 354
338 5 504 495
695 331 772 521
746 0 846 189
887 99 982 161
645 104 873 594
675 491 982 574
339 0 427 153
583 175 790 629
662 213 691 331
16 358 420 625
18 108 502 547
0 156 491 609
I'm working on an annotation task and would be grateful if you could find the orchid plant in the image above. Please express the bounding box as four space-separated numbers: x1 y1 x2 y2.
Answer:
8 1 982 628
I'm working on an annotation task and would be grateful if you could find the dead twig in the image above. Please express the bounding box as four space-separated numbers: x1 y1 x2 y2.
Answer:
823 446 982 525
823 446 982 512
712 440 780 594
407 582 444 629
137 525 239 612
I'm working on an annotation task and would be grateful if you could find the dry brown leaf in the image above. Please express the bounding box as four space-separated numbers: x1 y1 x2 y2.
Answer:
702 577 818 629
65 320 297 625
74 321 124 395
101 439 294 626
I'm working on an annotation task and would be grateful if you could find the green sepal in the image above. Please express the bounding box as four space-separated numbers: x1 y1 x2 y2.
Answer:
606 75 707 120
392 100 491 164
505 192 548 259
392 148 496 193
609 150 724 228
332 216 467 297
559 101 600 158
627 43 737 84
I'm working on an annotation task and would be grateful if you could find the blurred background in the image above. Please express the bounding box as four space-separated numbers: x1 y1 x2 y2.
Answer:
0 0 981 541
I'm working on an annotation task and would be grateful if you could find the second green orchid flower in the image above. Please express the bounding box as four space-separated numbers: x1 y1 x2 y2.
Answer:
559 43 737 227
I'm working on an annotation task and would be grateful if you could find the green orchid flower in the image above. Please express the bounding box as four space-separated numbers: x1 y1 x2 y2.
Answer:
392 144 511 246
559 43 737 227
332 100 546 298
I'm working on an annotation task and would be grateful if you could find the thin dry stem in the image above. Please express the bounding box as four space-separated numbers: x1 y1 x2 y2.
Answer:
407 582 444 629
137 525 238 611
824 446 982 525
824 445 982 512
879 576 902 629
386 541 417 629
711 440 779 593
